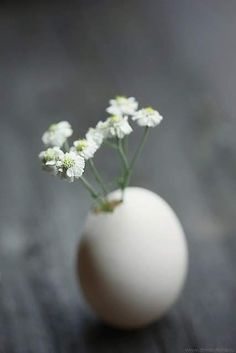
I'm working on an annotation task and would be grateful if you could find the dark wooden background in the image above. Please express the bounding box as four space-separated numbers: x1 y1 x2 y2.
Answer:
0 1 236 352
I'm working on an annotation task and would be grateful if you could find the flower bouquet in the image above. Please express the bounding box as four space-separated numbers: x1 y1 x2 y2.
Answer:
39 96 188 329
39 96 163 211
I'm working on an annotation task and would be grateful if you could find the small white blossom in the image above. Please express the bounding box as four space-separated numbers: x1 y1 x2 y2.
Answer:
95 120 110 139
86 127 104 147
106 96 138 116
96 116 132 139
132 107 163 127
39 147 64 175
72 138 99 160
57 151 85 182
42 121 73 147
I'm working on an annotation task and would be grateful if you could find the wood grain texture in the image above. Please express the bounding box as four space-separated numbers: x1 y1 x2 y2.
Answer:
0 1 235 352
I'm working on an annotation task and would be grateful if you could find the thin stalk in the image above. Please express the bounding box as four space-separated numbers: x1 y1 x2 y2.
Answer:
104 140 118 149
130 127 149 170
89 159 109 197
116 138 130 201
80 176 103 204
122 136 128 155
117 138 129 171
123 127 150 188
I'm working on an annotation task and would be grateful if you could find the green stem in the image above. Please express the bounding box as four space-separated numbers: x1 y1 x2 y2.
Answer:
123 127 150 189
116 138 130 200
117 138 129 171
122 136 128 155
104 140 118 149
80 176 103 204
89 159 108 196
130 127 149 170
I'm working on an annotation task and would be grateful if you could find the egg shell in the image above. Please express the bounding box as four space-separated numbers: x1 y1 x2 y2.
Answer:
78 187 188 329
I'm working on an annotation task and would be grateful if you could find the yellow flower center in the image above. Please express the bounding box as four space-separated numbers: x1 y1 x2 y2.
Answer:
49 123 58 132
116 95 126 103
110 115 121 123
63 156 75 169
45 149 55 161
75 139 88 152
145 107 154 113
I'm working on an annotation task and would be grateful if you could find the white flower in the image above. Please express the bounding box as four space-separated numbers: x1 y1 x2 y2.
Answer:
132 107 163 127
57 152 85 182
39 147 64 175
95 120 110 139
42 121 73 147
106 96 138 116
72 138 99 160
96 116 132 139
86 127 104 147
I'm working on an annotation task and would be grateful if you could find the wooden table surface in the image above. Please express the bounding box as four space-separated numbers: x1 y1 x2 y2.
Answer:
0 1 236 352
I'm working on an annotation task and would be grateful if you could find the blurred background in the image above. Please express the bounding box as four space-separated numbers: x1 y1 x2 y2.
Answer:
0 1 236 352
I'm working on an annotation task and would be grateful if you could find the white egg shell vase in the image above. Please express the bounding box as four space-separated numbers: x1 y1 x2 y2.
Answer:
77 187 188 329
